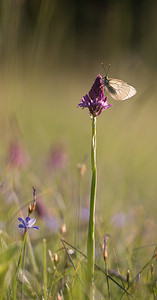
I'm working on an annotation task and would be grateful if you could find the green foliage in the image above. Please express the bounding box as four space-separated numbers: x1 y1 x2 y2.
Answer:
0 236 20 297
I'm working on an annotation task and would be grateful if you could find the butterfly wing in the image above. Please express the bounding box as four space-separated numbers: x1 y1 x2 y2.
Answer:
104 78 136 100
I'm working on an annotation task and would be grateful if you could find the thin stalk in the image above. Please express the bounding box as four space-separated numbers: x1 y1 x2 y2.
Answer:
27 234 38 273
43 238 47 300
76 174 81 248
13 231 28 300
105 259 111 299
21 235 27 299
87 116 97 285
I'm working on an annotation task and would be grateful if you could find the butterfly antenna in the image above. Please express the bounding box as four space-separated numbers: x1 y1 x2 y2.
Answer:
106 64 111 76
101 62 106 74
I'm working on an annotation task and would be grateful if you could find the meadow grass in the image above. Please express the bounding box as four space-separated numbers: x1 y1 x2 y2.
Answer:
0 64 157 299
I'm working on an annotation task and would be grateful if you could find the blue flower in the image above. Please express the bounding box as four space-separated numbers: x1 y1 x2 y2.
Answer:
18 216 39 231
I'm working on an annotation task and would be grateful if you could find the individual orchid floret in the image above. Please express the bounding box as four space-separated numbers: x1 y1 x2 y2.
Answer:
78 74 112 117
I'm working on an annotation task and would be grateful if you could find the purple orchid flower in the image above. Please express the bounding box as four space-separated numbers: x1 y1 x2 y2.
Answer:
78 74 112 117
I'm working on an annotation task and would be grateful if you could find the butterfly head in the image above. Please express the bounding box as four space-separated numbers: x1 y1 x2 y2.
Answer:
102 76 109 87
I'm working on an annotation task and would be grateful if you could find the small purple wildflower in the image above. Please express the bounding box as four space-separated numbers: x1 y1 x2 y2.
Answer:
18 216 39 232
104 234 109 248
111 212 127 228
47 143 68 170
78 74 112 117
9 141 30 169
135 273 140 283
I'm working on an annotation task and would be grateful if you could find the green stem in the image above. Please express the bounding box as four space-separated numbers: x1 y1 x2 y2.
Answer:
87 116 97 285
43 238 47 300
105 260 111 299
21 235 27 299
27 234 38 273
76 174 81 248
13 231 28 300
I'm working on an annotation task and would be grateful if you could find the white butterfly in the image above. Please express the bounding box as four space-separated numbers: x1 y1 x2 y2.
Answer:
103 76 137 100
101 64 136 100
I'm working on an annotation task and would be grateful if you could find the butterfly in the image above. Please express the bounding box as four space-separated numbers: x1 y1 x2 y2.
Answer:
102 64 137 100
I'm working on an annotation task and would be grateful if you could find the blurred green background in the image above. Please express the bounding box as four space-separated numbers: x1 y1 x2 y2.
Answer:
0 0 157 234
